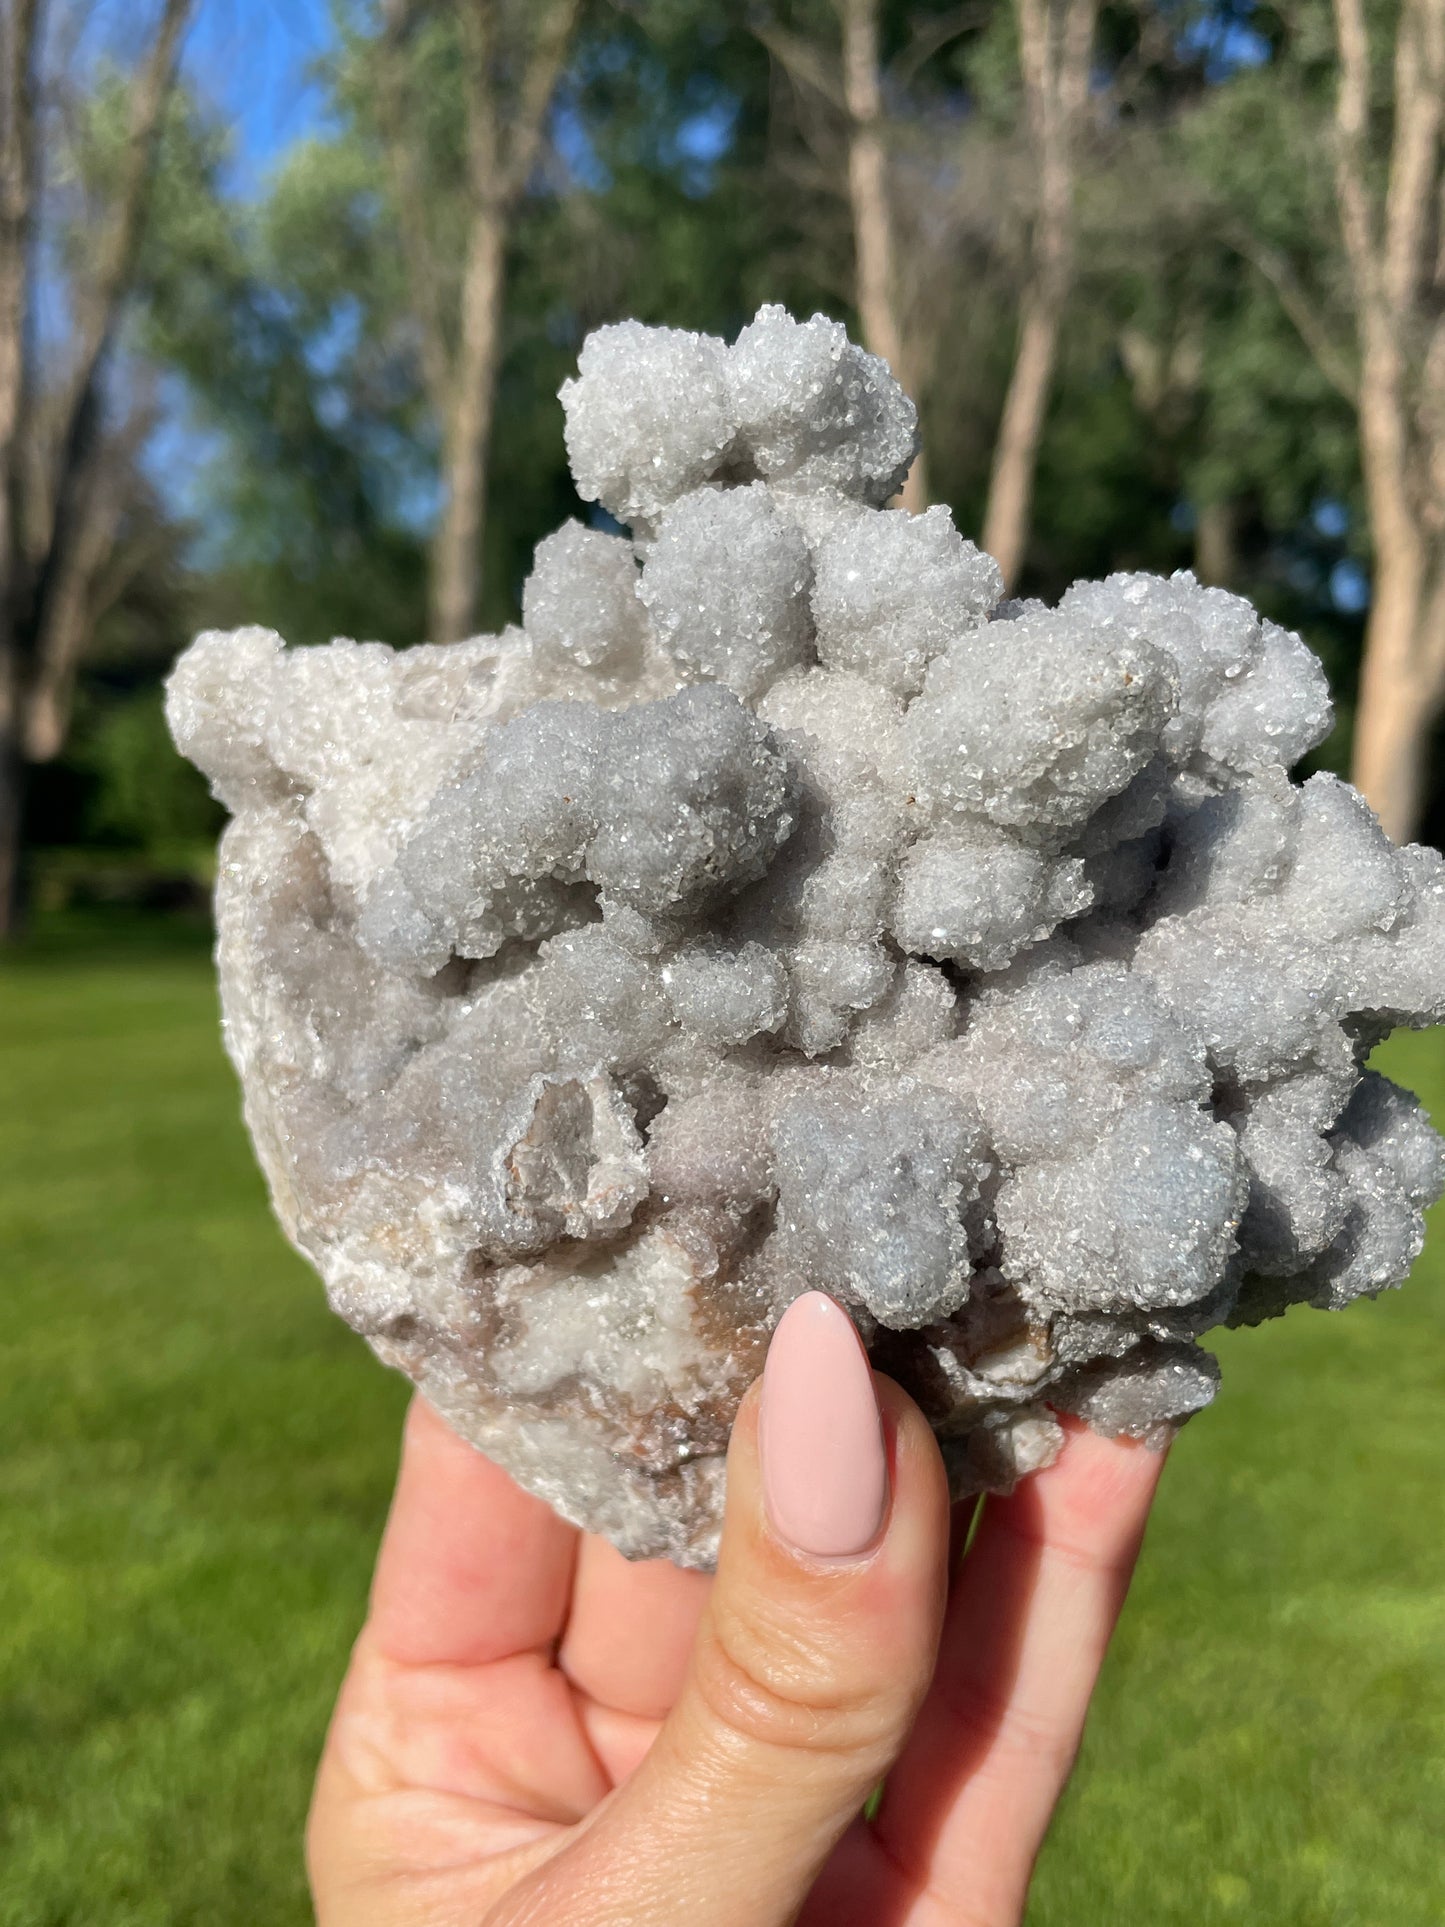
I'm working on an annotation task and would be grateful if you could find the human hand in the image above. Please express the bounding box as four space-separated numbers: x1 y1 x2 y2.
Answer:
309 1291 1165 1926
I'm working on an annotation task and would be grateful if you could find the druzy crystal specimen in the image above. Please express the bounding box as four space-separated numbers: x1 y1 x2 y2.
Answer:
168 307 1445 1569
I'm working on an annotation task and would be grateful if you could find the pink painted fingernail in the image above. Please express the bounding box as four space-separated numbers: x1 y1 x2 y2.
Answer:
759 1292 888 1560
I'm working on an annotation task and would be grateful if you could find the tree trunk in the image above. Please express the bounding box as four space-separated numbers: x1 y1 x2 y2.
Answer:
0 0 191 942
24 501 104 762
981 0 1096 588
0 642 24 939
1349 545 1438 841
429 204 506 644
428 0 577 641
1345 331 1436 841
981 288 1059 589
377 0 453 427
1328 0 1445 844
0 0 41 939
839 0 928 511
1194 498 1237 587
1351 686 1430 845
1 0 41 664
28 0 191 655
25 408 142 763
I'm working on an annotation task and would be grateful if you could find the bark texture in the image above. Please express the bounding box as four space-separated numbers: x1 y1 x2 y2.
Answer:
0 0 192 938
981 0 1098 590
837 0 927 510
0 0 43 930
380 0 581 646
1330 0 1445 842
755 5 986 516
1194 499 1237 589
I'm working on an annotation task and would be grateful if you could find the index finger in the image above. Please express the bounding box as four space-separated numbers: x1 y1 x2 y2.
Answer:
865 1423 1166 1924
366 1395 579 1667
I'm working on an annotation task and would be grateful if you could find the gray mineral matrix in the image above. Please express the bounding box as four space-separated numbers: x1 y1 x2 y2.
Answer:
168 306 1445 1570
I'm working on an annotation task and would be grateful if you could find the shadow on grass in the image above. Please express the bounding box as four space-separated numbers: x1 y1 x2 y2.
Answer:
0 903 216 971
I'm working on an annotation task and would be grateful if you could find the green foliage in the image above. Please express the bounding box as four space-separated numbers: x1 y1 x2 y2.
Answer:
48 0 1403 853
134 0 1370 642
78 691 222 857
135 1 963 655
1 936 1442 1922
135 87 432 649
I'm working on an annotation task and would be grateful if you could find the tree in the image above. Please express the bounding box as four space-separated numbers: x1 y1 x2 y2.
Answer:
0 0 193 937
836 0 930 507
979 0 1098 587
751 0 1111 564
1330 0 1445 842
1088 49 1358 606
101 0 1403 877
372 0 583 643
751 1 988 513
136 103 436 654
140 1 814 660
1186 0 1445 840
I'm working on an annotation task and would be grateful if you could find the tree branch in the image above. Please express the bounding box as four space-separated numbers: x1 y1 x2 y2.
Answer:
65 0 192 419
1058 0 1096 125
887 3 990 92
0 0 44 266
751 16 848 114
1015 0 1049 142
431 0 582 641
838 0 901 359
982 0 1098 586
1332 0 1422 585
23 404 151 763
838 0 927 505
498 0 582 204
1222 222 1359 405
29 0 192 655
1382 0 1445 319
1332 0 1381 297
457 0 502 209
0 0 45 209
0 0 45 609
375 0 454 423
766 37 849 188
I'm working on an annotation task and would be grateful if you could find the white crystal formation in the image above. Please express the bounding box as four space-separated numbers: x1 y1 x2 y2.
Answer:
167 306 1445 1569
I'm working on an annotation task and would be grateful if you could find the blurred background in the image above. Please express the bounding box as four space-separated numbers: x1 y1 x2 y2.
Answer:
1 0 1442 1920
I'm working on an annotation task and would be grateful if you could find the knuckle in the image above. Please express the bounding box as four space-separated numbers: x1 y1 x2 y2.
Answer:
690 1593 906 1767
991 1505 1139 1591
937 1671 1081 1782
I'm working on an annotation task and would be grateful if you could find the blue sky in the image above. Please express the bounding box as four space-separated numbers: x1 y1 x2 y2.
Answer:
180 0 336 190
79 0 336 185
96 2 333 524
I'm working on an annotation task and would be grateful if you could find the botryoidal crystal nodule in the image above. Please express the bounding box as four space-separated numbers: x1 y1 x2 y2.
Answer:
167 305 1445 1570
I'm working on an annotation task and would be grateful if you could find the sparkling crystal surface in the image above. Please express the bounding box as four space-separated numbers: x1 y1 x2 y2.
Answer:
168 307 1445 1568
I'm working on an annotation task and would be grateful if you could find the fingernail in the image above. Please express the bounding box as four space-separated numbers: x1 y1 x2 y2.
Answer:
759 1292 888 1559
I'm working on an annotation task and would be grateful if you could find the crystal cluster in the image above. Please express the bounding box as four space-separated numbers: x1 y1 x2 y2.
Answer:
167 307 1445 1569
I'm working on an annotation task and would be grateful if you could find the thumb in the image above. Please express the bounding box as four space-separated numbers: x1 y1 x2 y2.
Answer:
498 1292 952 1927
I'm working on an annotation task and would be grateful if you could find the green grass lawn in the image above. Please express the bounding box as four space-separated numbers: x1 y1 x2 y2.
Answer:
2 916 1442 1925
